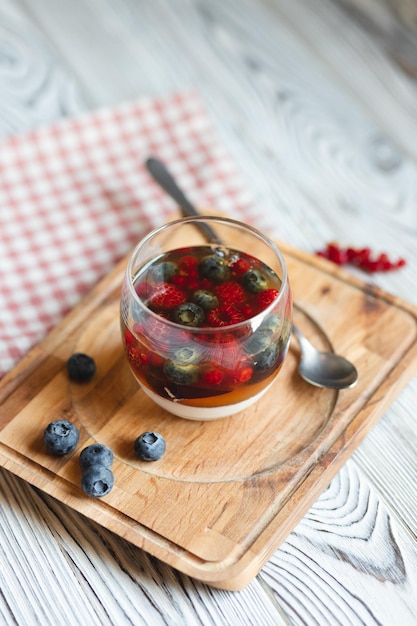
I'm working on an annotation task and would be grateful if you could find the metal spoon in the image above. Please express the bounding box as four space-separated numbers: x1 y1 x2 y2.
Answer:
145 157 359 390
291 324 358 389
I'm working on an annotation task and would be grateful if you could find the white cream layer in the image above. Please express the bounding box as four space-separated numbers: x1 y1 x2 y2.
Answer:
141 383 273 420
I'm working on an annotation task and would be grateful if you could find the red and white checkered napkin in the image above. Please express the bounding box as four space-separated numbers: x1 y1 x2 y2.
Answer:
0 91 255 377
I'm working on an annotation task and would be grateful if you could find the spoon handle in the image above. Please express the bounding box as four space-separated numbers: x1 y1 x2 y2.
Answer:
145 157 223 245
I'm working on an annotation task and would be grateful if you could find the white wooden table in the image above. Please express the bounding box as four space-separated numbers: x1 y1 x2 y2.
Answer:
1 0 417 624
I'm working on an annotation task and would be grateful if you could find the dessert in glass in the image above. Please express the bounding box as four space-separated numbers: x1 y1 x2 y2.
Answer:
120 216 292 420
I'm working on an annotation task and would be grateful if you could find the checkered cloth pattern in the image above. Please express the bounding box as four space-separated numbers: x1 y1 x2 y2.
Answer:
0 91 255 377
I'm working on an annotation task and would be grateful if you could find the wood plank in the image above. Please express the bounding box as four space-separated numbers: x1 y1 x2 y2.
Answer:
0 0 85 137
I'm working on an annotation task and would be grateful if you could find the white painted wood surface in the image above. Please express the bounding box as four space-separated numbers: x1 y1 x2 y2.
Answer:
1 0 417 623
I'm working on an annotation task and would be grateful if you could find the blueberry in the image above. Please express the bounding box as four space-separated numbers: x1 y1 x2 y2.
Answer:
131 300 146 323
244 314 282 355
253 343 280 371
163 360 199 384
244 331 272 355
173 302 205 326
150 261 179 283
259 314 281 334
192 289 219 310
172 345 202 365
81 465 114 497
66 353 96 383
134 432 166 461
242 269 268 294
44 419 80 456
199 255 230 282
79 444 114 470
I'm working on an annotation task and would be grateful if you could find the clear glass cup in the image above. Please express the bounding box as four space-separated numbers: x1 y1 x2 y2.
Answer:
120 216 292 420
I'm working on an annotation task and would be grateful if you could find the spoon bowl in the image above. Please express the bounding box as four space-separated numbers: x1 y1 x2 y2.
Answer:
292 324 358 389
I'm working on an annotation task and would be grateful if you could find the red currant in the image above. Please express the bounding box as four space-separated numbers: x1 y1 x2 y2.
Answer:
316 243 406 273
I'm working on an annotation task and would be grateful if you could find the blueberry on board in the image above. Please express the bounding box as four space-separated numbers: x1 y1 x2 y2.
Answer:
172 302 205 327
199 255 230 283
163 360 200 385
242 269 268 294
66 353 96 383
134 432 166 461
43 419 80 456
192 289 219 310
253 343 280 371
81 465 114 498
79 443 114 470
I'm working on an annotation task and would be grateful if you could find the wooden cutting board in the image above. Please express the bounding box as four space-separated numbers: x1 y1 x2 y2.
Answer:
1 224 417 590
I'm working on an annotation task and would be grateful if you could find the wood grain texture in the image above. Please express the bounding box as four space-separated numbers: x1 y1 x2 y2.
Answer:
261 462 417 625
0 0 417 622
0 0 85 137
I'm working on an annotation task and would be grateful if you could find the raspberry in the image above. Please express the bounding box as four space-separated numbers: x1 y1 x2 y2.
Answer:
178 254 199 276
214 281 246 305
229 256 249 276
171 275 200 290
148 351 165 367
254 288 279 312
206 304 245 327
148 282 186 310
201 367 224 385
135 281 152 299
240 304 254 320
208 331 238 345
132 321 146 335
230 365 253 384
200 278 213 290
127 346 149 369
185 277 200 290
170 275 188 287
124 329 135 347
